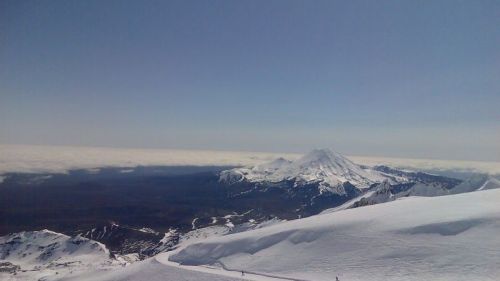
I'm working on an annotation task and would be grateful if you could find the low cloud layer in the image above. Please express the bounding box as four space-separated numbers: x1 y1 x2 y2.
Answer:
349 156 500 175
0 144 499 177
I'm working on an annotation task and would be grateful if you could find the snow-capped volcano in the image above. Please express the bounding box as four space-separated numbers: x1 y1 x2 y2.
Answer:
273 148 386 188
220 148 386 190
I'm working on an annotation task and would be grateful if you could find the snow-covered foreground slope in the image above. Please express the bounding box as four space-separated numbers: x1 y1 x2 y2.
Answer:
4 190 499 281
60 258 246 281
169 189 500 281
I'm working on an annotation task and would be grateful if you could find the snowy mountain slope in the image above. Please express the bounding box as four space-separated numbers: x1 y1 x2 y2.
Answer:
220 148 463 200
271 149 387 189
58 220 290 281
326 180 451 211
0 230 124 281
0 218 287 281
450 174 500 194
169 189 500 281
218 148 468 220
321 170 494 213
479 177 500 190
370 165 462 188
220 148 390 192
219 149 461 207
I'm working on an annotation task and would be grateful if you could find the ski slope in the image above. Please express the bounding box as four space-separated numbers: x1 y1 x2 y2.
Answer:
60 258 247 281
169 189 500 281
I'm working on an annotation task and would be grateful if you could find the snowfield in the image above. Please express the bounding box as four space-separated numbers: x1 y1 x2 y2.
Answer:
169 189 500 281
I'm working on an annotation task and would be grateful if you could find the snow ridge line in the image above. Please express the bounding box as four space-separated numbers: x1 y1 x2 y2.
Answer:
217 261 312 281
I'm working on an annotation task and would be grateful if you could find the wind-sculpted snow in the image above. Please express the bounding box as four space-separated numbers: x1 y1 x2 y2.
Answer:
170 189 500 281
398 218 492 236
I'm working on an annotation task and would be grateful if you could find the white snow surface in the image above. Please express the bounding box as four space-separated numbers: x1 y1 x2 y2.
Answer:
169 189 500 281
60 257 247 281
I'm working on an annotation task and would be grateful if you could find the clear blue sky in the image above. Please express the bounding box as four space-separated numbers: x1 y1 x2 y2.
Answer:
1 0 499 161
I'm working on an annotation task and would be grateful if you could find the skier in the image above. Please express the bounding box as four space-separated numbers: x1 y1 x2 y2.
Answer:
336 276 340 281
241 270 245 276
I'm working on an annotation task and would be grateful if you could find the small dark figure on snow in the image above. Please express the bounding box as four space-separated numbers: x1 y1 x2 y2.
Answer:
336 276 340 281
241 271 245 276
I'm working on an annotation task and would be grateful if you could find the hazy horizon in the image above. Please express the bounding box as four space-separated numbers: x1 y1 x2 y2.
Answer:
1 144 499 179
1 142 500 163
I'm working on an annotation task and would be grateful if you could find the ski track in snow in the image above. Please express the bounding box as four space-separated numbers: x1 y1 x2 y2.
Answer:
155 254 311 281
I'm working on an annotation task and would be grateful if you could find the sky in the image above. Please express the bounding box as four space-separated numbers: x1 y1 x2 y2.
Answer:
0 0 499 161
